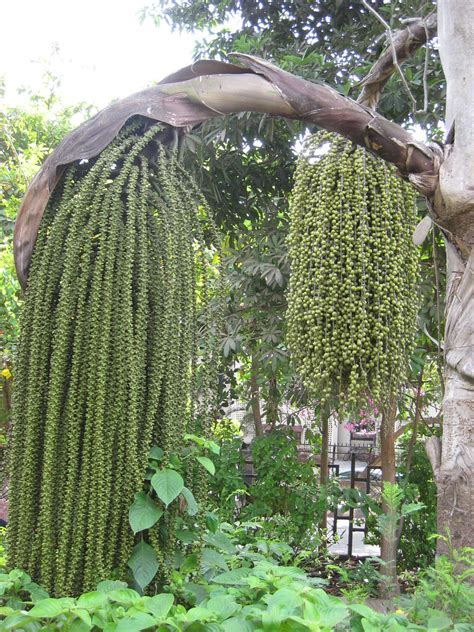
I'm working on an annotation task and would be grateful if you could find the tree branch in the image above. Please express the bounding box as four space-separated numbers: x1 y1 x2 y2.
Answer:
14 54 440 289
358 11 437 110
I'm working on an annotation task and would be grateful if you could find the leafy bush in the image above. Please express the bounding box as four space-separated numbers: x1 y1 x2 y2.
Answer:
207 420 245 522
398 440 438 571
400 541 474 627
240 429 340 549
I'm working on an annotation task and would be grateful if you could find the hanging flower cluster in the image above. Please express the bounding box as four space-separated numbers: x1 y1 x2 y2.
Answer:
7 120 221 596
287 131 420 412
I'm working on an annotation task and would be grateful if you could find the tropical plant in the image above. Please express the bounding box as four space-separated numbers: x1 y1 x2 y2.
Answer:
7 120 221 596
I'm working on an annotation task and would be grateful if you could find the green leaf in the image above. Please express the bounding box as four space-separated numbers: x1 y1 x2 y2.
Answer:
266 587 303 612
28 597 68 618
204 531 237 554
71 608 93 627
127 541 159 593
184 434 206 446
144 593 174 618
221 618 254 632
70 617 93 632
129 491 163 533
211 568 251 585
206 595 240 619
107 588 142 605
427 612 453 630
149 446 164 461
349 604 378 619
115 612 158 632
206 441 220 455
181 487 199 516
201 548 229 571
96 580 128 593
151 469 184 506
2 613 41 630
23 581 49 603
77 591 110 609
196 456 215 476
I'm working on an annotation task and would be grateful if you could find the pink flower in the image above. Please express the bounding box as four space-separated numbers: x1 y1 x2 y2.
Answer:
345 423 356 432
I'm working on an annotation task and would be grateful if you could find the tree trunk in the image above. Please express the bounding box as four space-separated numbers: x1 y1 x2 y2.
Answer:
428 1 474 554
250 356 264 438
319 405 330 531
379 397 400 598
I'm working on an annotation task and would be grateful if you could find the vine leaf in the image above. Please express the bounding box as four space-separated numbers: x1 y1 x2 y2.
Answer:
196 456 215 475
128 541 159 593
151 469 184 506
129 492 163 534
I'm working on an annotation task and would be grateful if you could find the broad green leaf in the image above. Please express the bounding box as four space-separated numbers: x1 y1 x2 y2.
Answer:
181 487 199 516
0 607 14 616
107 588 142 605
28 597 68 618
2 613 42 630
129 491 163 533
127 542 159 593
427 612 453 630
23 581 49 603
151 469 184 506
221 618 254 632
181 553 200 574
204 531 237 554
211 568 251 585
71 609 93 627
144 593 174 618
184 434 206 446
69 617 93 632
96 580 128 593
149 446 164 461
77 591 110 609
196 456 215 475
206 440 220 455
115 612 157 632
206 595 240 619
201 548 229 571
349 603 378 619
266 588 303 612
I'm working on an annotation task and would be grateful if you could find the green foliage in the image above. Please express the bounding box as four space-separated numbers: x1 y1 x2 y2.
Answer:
400 541 474 626
398 439 438 571
287 131 420 410
241 430 340 548
207 421 245 522
7 120 221 596
1 539 472 631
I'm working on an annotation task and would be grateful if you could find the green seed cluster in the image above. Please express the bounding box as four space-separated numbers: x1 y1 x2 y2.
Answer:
7 120 220 596
287 131 419 410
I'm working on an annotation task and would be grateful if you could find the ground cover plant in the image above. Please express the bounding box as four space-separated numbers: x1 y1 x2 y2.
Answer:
0 523 472 631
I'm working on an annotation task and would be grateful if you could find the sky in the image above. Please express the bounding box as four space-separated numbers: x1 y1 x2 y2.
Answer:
0 0 203 109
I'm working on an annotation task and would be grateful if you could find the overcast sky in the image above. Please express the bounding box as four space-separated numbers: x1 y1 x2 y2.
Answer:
0 0 202 109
